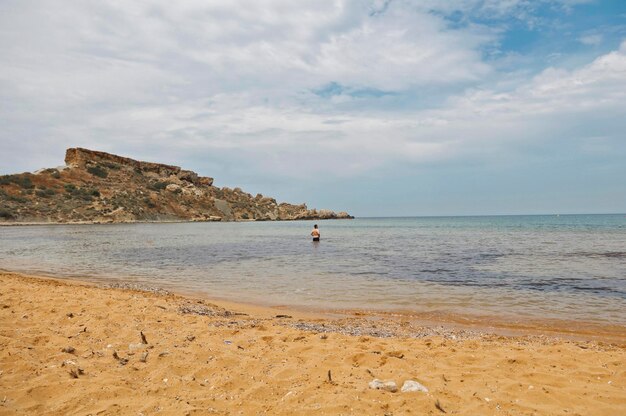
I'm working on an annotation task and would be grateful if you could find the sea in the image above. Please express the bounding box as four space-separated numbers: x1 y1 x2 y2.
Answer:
1 215 625 326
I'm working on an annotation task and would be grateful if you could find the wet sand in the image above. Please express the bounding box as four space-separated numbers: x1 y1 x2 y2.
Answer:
1 271 625 415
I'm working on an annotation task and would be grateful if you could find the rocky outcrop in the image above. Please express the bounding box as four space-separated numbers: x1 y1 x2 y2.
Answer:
65 148 214 187
0 148 353 224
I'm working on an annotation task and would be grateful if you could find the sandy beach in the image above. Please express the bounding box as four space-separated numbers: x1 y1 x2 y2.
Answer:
1 271 625 415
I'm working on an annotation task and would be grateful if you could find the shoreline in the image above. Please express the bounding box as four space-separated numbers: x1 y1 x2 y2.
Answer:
1 270 625 415
0 217 354 227
3 270 626 344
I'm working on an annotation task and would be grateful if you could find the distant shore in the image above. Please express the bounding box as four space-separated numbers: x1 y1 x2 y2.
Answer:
0 217 354 226
1 270 625 415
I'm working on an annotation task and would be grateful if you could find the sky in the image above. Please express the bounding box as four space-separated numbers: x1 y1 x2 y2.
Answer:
1 0 625 216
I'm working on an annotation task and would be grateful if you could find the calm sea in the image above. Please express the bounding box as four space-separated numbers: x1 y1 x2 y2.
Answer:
1 215 625 325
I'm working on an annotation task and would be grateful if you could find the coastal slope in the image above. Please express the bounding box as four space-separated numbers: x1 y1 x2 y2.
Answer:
0 148 352 224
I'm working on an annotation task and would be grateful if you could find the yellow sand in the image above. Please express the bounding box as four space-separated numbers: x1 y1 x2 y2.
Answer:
0 271 624 415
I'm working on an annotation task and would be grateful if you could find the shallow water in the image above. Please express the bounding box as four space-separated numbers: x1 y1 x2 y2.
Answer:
1 215 625 325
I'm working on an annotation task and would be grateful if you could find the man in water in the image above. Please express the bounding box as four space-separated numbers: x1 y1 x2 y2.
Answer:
311 224 320 242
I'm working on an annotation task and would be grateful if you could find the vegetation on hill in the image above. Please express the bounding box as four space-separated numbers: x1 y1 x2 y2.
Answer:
0 148 352 224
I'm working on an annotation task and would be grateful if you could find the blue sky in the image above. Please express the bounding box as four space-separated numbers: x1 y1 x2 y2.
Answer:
1 0 625 216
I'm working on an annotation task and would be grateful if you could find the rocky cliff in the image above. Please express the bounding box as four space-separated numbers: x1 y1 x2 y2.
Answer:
0 148 353 224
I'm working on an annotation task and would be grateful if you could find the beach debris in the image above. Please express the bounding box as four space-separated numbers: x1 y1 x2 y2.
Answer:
275 314 292 318
62 346 76 354
386 351 405 359
113 351 129 365
435 399 447 413
68 369 79 379
327 370 332 383
140 331 148 344
103 282 171 296
140 351 149 363
320 334 328 340
442 374 449 382
401 380 429 393
368 379 398 393
66 312 74 318
366 369 376 377
158 351 169 357
178 303 216 317
237 345 244 350
129 343 147 351
186 335 196 342
224 340 232 345
61 360 77 367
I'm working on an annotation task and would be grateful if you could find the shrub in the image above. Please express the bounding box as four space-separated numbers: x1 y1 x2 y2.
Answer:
0 174 33 188
0 209 14 219
6 194 27 203
63 184 97 201
35 188 56 198
87 165 108 178
149 181 168 191
143 197 156 208
101 161 120 170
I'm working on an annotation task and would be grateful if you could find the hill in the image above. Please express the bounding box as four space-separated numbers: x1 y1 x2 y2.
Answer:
0 148 352 224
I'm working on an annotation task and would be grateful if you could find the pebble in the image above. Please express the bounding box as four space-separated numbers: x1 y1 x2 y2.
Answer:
368 379 398 393
401 380 429 393
129 343 147 351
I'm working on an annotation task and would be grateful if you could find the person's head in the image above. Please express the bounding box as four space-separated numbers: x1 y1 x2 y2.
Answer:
314 224 318 229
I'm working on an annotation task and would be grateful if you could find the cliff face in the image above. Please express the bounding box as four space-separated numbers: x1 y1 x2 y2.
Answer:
0 148 352 224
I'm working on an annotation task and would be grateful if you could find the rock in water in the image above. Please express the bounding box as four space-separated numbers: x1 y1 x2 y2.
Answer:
401 380 429 393
368 379 398 393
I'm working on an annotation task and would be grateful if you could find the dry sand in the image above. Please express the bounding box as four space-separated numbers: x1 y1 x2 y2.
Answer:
0 271 624 415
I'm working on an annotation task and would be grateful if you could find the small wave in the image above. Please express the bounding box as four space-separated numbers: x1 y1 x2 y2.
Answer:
567 251 626 259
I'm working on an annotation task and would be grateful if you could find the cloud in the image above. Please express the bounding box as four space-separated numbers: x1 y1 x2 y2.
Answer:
0 1 624 207
579 34 604 46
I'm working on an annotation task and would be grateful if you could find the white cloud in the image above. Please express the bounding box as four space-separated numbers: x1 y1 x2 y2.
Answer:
579 34 604 46
0 0 624 188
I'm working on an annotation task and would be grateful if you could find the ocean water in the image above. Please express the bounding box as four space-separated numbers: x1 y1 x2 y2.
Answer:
1 215 625 325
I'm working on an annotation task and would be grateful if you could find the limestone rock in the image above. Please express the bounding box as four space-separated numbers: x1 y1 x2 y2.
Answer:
401 380 428 393
165 184 181 193
369 379 398 393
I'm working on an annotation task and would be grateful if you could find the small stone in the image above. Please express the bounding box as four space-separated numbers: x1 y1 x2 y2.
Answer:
62 346 76 354
401 380 429 393
369 379 398 393
129 343 147 351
